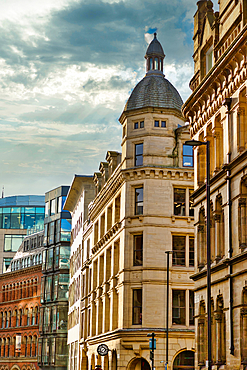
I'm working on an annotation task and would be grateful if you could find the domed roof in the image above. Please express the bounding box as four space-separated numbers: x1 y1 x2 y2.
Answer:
145 33 165 57
124 74 183 112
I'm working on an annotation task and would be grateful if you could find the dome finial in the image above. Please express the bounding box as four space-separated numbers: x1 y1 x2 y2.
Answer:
154 32 157 38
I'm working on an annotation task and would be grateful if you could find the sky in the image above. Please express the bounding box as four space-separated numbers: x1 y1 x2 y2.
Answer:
0 0 219 197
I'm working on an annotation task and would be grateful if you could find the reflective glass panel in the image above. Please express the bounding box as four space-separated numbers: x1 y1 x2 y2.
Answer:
59 246 70 269
58 274 69 299
57 306 68 332
50 199 56 216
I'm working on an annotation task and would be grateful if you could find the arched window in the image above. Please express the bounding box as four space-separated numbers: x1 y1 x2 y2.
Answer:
6 337 10 357
4 311 8 328
22 259 24 268
149 58 153 70
34 278 38 296
26 308 30 326
24 336 28 357
8 310 11 328
3 338 6 357
19 309 23 326
0 312 3 329
2 285 5 302
30 280 33 297
215 194 224 260
33 335 37 357
173 350 195 369
28 257 31 267
15 309 19 327
39 253 42 264
28 335 32 357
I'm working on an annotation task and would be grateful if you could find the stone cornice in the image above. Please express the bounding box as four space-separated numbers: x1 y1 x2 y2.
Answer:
122 166 194 181
119 106 185 124
182 26 247 135
92 222 122 255
0 265 42 281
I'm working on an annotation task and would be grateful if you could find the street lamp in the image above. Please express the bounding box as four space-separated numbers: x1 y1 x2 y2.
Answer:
165 251 173 370
185 139 211 370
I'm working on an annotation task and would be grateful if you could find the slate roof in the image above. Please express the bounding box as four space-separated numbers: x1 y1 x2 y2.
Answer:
146 35 165 57
124 75 183 112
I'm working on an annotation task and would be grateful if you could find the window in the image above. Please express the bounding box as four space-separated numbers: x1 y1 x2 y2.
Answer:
135 143 143 166
172 290 185 325
154 57 158 70
3 258 12 273
140 121 144 128
60 219 71 242
189 237 194 267
134 122 138 129
174 188 186 216
50 199 56 216
48 221 55 245
58 274 69 300
172 236 186 266
161 121 166 127
183 144 193 167
4 235 24 252
133 289 142 325
45 202 49 217
135 187 143 215
206 46 213 73
149 58 153 69
154 120 159 127
133 234 143 266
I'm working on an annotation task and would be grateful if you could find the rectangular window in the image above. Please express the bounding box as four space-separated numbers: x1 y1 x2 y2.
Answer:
45 276 52 302
48 221 55 245
189 290 195 325
172 290 185 325
154 120 159 127
172 235 186 266
134 122 138 129
161 121 166 127
140 121 144 128
47 248 54 270
183 144 193 167
189 237 194 267
3 258 12 273
133 234 143 266
50 199 56 216
133 289 142 325
174 188 186 216
4 235 24 252
135 187 143 215
60 219 71 242
135 143 143 166
45 202 49 217
58 274 69 300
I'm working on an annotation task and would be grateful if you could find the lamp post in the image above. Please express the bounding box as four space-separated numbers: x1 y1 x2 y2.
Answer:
165 251 173 370
185 139 211 370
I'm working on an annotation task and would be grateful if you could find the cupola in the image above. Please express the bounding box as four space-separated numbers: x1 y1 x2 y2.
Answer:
145 32 165 74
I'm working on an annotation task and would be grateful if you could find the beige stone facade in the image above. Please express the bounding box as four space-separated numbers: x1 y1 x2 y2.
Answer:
182 1 247 369
66 35 195 370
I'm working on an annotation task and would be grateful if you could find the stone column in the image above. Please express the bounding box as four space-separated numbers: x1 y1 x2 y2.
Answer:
239 198 247 248
214 213 221 260
241 308 247 365
198 318 205 366
215 312 222 364
198 225 205 267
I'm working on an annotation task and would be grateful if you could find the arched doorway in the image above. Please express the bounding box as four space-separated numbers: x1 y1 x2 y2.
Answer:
173 350 195 370
128 357 151 370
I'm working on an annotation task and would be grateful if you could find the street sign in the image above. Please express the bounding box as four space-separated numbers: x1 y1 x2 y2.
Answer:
97 344 109 356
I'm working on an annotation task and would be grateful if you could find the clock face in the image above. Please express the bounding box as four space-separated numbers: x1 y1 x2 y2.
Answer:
97 344 109 356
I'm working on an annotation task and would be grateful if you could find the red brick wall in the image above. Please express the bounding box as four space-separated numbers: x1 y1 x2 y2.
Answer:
0 265 42 370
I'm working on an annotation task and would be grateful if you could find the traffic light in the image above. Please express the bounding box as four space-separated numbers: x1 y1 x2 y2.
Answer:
147 332 156 370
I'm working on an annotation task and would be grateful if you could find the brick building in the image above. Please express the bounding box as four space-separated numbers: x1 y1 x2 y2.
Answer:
0 231 43 370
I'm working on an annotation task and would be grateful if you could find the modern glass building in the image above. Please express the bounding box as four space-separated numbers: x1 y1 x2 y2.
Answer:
38 186 71 370
0 195 45 273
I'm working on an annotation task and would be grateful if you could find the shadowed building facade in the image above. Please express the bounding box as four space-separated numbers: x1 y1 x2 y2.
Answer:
65 35 195 370
182 1 247 369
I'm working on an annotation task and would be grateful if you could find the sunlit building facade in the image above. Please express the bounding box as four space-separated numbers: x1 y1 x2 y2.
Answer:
182 0 247 369
0 195 45 273
66 35 195 370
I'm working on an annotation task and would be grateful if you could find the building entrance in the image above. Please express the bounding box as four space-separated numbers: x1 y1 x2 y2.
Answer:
128 357 151 370
173 350 195 370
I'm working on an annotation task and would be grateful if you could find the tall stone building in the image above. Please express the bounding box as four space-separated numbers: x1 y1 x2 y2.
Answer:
182 1 247 369
65 34 195 370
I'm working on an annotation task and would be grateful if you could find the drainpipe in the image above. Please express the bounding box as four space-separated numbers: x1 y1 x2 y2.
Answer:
223 97 234 355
